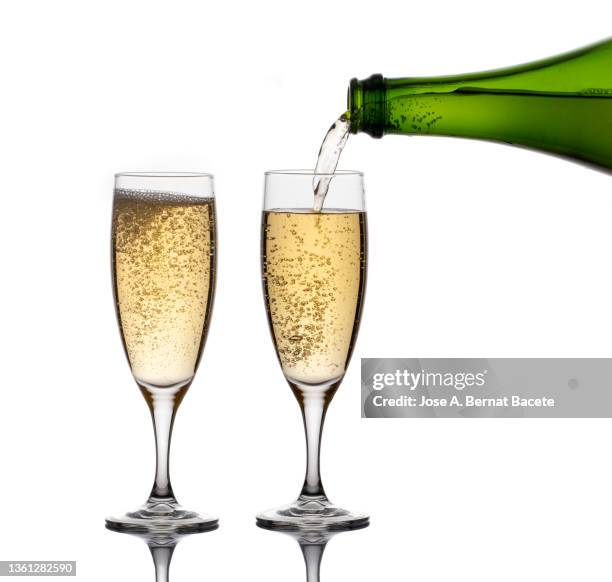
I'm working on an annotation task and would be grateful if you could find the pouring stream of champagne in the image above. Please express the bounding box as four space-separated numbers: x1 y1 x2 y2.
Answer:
312 112 351 211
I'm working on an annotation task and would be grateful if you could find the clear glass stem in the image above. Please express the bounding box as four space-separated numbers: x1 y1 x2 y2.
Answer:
300 393 327 498
294 381 339 501
140 381 189 503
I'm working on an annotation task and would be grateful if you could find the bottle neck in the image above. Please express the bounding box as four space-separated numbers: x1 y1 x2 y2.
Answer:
348 74 386 138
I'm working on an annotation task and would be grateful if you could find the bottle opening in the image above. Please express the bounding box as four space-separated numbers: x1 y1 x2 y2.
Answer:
347 74 385 138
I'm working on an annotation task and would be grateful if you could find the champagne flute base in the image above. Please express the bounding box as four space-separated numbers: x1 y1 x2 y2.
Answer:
106 500 218 534
256 497 369 531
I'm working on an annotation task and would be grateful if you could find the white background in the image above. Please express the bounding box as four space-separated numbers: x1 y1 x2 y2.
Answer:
1 0 612 580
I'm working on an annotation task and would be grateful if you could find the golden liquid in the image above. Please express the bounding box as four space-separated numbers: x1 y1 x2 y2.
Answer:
262 210 366 385
112 189 216 387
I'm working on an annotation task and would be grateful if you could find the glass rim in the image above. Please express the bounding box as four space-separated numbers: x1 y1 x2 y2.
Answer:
265 169 363 177
115 171 214 179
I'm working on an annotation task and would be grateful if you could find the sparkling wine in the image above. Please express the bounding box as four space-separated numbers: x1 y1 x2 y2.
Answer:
112 189 216 387
312 113 351 211
262 209 366 385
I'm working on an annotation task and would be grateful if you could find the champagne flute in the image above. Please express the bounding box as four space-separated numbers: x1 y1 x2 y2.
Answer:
107 172 218 533
258 170 369 529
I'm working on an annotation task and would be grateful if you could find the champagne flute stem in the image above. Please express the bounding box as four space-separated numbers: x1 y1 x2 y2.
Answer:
141 382 188 502
151 394 175 500
299 392 329 500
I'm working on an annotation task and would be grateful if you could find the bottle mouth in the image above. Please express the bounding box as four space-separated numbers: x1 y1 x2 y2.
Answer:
347 74 385 138
348 78 360 123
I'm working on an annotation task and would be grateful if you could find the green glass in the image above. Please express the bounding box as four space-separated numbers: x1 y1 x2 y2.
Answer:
348 38 612 172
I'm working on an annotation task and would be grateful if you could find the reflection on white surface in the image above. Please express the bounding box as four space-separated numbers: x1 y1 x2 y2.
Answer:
104 521 374 581
106 526 217 582
258 523 369 582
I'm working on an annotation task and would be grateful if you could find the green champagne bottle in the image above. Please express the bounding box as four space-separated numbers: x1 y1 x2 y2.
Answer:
348 39 612 172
